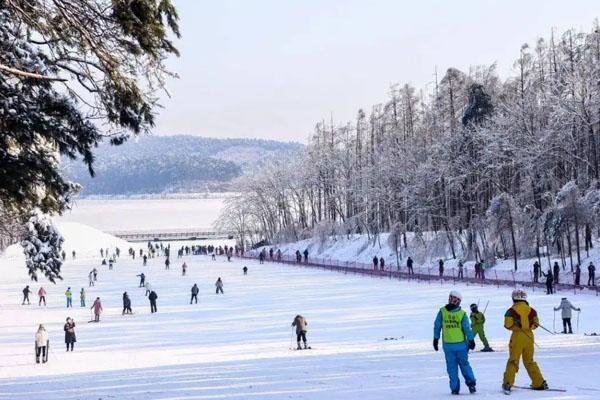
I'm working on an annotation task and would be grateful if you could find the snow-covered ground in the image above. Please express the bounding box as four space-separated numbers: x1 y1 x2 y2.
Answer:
1 225 600 399
260 234 600 286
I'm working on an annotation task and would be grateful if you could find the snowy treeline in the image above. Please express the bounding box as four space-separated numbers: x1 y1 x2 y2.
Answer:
222 23 600 270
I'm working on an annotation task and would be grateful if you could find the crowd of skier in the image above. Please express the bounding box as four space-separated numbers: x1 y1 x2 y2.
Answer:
22 240 592 395
26 241 252 364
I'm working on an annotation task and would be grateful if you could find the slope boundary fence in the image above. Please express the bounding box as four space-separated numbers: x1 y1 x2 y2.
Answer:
239 252 599 297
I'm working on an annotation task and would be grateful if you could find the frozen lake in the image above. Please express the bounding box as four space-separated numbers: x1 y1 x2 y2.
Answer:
56 197 226 232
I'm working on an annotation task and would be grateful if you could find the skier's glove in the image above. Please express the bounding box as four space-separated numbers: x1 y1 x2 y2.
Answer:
433 338 439 351
468 340 476 350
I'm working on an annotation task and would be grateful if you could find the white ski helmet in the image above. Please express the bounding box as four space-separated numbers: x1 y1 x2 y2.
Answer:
512 289 527 301
449 290 462 301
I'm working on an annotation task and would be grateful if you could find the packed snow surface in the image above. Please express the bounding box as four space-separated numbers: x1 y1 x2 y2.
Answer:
1 225 600 399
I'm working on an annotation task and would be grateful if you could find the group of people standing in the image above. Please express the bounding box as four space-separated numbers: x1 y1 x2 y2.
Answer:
434 288 581 395
533 260 596 294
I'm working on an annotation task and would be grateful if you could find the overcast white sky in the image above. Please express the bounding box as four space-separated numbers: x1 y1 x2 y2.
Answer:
154 0 599 143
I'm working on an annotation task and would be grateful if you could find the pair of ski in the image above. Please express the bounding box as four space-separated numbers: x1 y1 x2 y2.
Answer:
503 385 566 395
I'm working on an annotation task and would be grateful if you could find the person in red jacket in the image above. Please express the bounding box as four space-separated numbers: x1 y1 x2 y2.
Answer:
38 286 47 306
91 297 103 322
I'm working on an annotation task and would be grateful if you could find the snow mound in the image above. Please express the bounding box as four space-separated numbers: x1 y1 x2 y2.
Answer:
2 222 131 261
56 222 132 258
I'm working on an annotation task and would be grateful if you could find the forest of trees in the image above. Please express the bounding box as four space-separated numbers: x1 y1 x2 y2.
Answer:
62 136 303 195
222 23 600 271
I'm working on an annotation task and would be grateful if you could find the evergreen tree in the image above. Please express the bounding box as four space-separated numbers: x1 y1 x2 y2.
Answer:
21 210 64 283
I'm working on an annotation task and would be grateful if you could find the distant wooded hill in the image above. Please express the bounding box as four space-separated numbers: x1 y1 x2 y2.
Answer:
61 136 303 195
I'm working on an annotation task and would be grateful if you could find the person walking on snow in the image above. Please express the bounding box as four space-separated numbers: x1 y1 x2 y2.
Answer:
554 297 580 334
64 317 76 351
122 292 133 314
65 287 73 308
22 285 31 305
165 257 170 270
38 286 47 306
574 264 581 286
372 256 378 270
457 261 464 279
190 284 199 304
407 257 414 274
541 268 554 294
438 259 444 277
379 257 385 271
91 297 102 322
292 315 308 349
243 266 248 275
149 290 158 313
553 262 560 285
35 324 49 363
182 262 187 276
469 304 492 351
433 290 476 395
88 271 94 287
215 277 224 294
533 261 540 283
502 289 548 393
80 288 86 307
588 262 596 286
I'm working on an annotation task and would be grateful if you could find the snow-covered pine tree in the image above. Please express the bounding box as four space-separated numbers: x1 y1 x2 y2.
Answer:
21 211 64 283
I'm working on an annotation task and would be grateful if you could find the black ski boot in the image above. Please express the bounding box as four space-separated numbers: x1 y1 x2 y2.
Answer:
502 383 511 394
296 343 302 350
531 381 548 390
468 384 476 394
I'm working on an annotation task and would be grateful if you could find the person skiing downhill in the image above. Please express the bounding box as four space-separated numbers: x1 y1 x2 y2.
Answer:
292 315 308 350
64 317 76 351
215 278 224 294
554 297 580 334
37 286 47 306
190 284 199 304
137 272 145 287
22 285 31 305
65 287 73 308
122 292 133 315
35 324 49 364
469 304 492 351
149 290 158 313
91 297 102 322
433 290 476 395
502 289 548 393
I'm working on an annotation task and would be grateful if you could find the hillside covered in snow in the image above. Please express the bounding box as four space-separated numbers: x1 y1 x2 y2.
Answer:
61 136 303 195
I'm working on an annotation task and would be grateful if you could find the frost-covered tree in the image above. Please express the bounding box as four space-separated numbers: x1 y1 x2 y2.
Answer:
487 193 520 271
21 211 64 283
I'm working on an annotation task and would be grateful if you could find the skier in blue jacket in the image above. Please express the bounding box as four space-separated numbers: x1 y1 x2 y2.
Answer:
433 290 477 395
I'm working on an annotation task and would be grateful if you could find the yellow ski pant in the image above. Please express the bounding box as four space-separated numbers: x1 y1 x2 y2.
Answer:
503 331 544 387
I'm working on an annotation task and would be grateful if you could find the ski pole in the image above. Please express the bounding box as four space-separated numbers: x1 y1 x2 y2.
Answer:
538 324 556 335
290 327 294 350
553 309 556 333
482 300 489 314
577 310 580 334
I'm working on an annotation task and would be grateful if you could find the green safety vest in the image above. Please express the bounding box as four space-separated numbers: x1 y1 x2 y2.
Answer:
440 307 466 343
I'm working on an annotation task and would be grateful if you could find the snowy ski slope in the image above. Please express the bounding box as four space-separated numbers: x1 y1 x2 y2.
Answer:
1 225 600 399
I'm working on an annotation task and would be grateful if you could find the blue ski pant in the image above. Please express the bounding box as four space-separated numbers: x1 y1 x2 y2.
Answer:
443 342 476 392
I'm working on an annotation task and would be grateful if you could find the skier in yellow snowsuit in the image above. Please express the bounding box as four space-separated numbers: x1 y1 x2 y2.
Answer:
502 289 548 393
